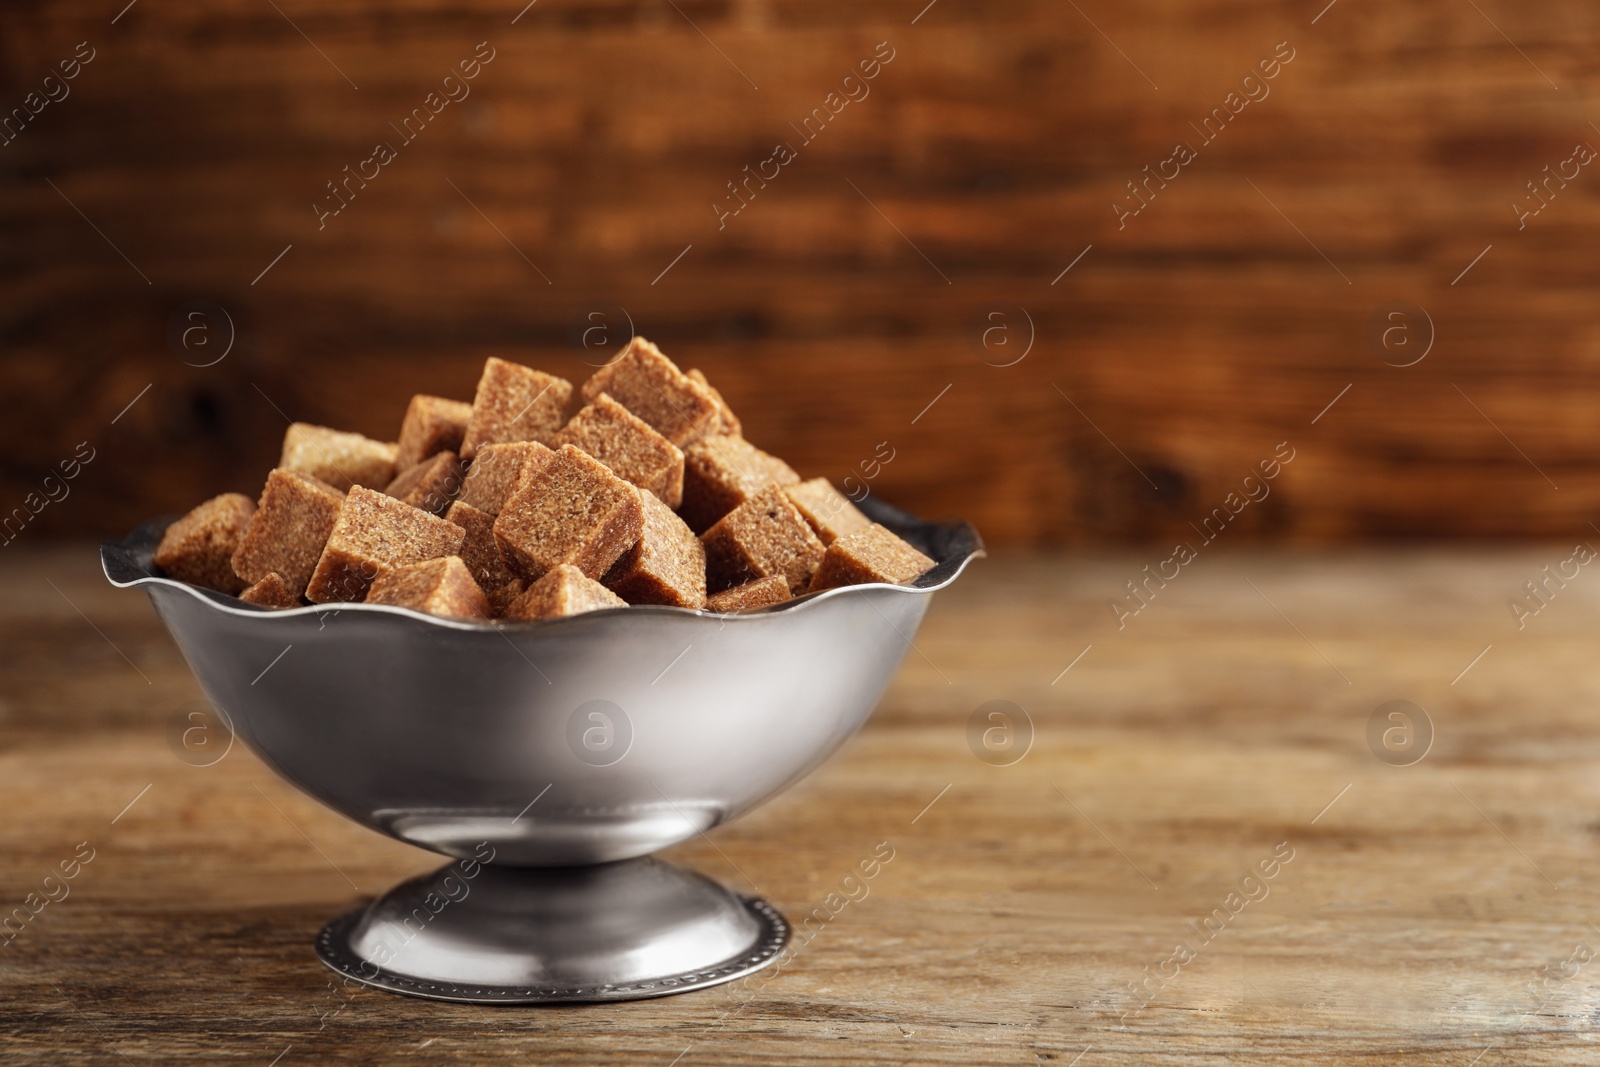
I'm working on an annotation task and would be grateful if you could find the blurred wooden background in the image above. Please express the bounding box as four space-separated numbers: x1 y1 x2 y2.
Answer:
2 0 1598 547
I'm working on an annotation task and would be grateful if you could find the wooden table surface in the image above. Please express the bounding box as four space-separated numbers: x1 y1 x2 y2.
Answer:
4 542 1600 1065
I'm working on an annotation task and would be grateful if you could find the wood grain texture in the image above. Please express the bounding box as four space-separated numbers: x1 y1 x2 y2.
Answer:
2 0 1600 547
5 544 1600 1063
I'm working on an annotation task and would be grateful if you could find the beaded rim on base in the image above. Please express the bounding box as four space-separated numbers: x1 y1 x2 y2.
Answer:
314 896 791 1004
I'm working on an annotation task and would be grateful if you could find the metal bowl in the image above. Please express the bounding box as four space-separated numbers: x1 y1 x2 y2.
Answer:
103 496 982 1003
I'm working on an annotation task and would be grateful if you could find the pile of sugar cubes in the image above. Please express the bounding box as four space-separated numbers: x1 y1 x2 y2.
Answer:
151 338 935 620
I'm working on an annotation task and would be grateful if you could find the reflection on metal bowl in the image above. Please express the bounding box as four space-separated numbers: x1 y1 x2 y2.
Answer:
103 495 982 1002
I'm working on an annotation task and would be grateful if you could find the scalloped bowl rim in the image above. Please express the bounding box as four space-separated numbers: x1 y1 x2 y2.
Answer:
102 502 985 634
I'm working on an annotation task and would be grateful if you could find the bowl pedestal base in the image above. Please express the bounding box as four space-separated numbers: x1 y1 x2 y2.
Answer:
315 856 790 1004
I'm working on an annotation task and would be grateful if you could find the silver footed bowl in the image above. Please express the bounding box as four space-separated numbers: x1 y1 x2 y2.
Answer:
103 496 982 1003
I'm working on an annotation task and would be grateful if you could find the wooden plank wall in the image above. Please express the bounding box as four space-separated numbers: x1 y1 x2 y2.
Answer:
2 0 1598 546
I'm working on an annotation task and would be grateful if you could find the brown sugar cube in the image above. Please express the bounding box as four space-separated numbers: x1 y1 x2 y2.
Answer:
705 575 791 614
366 556 491 620
396 395 473 470
154 492 256 594
602 490 705 608
808 523 936 593
552 393 686 509
487 578 527 619
304 486 466 604
385 451 465 515
458 441 554 516
679 434 801 533
686 368 741 437
445 501 519 595
492 444 644 582
461 358 574 460
238 572 300 610
581 337 722 446
784 478 871 545
700 484 825 595
278 423 399 493
504 564 627 620
231 470 346 599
